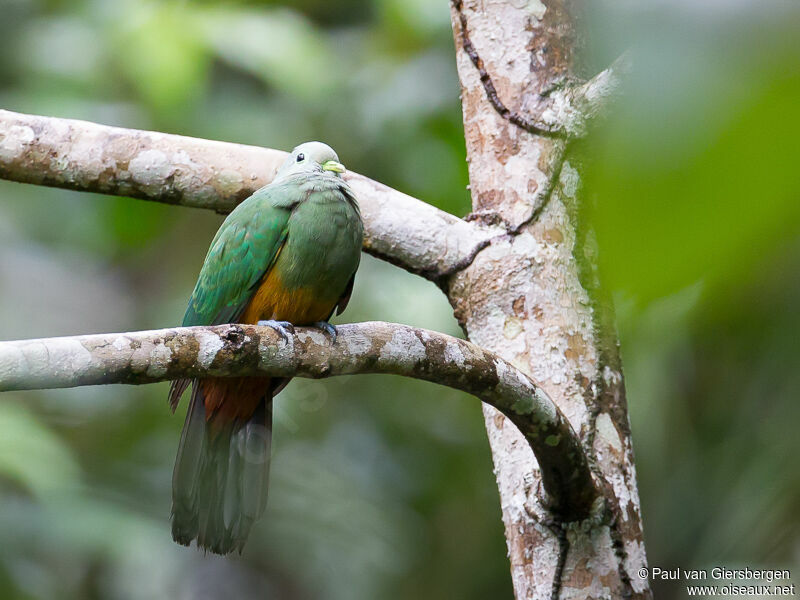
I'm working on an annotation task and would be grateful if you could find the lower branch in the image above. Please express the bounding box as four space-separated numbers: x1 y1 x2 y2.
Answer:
0 321 598 520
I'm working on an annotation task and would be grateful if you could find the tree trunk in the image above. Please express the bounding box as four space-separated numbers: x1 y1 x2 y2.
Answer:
448 2 650 598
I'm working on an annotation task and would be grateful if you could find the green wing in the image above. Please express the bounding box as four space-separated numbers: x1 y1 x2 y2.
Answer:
181 183 301 327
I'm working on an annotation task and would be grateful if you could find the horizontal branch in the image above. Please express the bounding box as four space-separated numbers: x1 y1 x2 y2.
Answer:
0 321 598 520
0 110 493 282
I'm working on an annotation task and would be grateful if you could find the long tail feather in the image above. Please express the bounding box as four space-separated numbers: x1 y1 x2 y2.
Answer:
171 385 208 545
168 378 191 413
171 380 273 554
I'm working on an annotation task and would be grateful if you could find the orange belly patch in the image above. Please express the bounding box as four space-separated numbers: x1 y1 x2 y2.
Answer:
240 266 337 325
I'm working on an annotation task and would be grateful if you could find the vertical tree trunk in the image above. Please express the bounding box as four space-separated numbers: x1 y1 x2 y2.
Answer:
448 2 650 598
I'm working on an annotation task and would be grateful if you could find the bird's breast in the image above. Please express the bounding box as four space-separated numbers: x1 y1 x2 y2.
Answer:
241 192 362 324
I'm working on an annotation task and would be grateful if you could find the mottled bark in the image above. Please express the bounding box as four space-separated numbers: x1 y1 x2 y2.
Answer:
0 109 490 282
0 321 598 518
449 1 648 599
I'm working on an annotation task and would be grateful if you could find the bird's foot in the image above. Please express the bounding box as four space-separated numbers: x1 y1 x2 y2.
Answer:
257 320 295 342
312 321 337 343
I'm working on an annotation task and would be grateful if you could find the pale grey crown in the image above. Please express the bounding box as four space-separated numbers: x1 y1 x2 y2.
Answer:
275 141 344 180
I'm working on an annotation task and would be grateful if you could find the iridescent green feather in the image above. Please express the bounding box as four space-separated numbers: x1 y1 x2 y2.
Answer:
181 183 304 326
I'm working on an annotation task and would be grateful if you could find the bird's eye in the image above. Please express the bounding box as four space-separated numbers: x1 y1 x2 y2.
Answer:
296 153 305 162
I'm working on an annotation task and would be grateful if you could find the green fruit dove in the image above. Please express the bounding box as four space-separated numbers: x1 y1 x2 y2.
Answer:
168 142 363 554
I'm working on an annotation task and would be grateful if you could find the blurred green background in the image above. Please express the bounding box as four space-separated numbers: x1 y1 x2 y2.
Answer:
0 0 797 598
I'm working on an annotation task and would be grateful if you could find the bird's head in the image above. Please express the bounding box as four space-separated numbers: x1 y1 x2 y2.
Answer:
275 141 346 181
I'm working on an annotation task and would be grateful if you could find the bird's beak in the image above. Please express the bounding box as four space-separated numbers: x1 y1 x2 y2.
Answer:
322 160 346 174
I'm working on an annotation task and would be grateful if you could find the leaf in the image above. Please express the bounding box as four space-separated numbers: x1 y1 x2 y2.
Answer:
113 2 211 114
0 402 80 498
197 7 338 101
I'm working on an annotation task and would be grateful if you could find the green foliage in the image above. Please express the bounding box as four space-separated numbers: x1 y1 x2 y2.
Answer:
579 6 800 596
198 7 339 102
113 2 212 117
583 15 800 306
0 402 79 497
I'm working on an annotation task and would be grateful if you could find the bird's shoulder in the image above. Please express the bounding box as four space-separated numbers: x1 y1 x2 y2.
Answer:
209 183 297 247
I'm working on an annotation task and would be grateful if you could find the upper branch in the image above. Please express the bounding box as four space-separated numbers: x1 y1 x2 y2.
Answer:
0 109 493 282
0 321 598 520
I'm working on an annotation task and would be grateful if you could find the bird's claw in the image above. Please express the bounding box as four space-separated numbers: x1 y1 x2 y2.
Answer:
257 320 295 342
312 321 337 343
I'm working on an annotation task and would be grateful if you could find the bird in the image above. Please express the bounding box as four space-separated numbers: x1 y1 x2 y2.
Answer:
167 141 363 554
